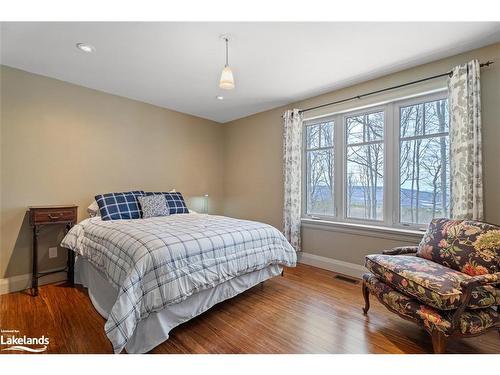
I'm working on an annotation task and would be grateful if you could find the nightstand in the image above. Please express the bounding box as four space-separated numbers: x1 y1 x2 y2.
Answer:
28 205 78 296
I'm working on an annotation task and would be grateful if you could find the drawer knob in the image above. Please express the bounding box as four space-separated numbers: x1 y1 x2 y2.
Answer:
48 213 63 220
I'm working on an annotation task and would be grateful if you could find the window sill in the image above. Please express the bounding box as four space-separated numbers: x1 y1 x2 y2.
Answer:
301 218 424 242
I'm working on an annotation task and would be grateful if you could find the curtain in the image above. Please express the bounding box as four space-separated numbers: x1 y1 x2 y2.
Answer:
283 109 303 251
448 59 484 220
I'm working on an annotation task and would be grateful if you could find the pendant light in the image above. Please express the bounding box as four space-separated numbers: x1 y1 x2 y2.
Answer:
219 37 235 90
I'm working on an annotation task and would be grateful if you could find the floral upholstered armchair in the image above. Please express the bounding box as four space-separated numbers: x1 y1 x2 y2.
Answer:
362 218 500 353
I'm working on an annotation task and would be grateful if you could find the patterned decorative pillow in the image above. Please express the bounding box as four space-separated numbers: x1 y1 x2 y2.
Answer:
417 218 500 276
87 200 100 217
137 195 169 218
145 192 189 214
95 191 145 221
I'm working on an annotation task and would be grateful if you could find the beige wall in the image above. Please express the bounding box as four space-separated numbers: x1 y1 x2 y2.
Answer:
0 66 225 279
223 42 500 266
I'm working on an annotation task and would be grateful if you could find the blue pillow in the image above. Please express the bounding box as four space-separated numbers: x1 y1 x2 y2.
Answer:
95 191 145 221
146 192 189 214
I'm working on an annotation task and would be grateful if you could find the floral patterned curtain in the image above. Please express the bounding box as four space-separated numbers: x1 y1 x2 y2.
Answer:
448 59 483 220
283 109 303 251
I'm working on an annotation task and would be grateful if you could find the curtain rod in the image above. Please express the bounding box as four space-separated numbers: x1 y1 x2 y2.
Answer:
298 61 494 115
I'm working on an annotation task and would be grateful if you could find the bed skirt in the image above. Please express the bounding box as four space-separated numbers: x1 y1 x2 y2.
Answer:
75 256 282 353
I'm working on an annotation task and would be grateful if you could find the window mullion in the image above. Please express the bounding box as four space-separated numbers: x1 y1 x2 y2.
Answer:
334 114 344 221
305 145 336 152
301 124 307 218
346 139 384 147
383 103 393 227
401 132 449 142
392 102 400 227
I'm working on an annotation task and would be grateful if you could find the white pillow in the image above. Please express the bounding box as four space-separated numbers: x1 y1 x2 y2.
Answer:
87 201 100 217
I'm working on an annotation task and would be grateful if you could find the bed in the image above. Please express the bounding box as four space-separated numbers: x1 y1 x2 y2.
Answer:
61 213 296 353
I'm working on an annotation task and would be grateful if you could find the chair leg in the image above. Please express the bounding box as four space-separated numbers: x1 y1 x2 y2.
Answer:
430 330 447 354
362 282 370 315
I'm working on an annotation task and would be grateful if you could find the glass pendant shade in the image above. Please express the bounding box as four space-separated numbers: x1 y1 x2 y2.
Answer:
219 66 235 90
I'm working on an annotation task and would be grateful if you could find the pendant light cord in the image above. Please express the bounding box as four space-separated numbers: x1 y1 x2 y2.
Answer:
225 38 229 67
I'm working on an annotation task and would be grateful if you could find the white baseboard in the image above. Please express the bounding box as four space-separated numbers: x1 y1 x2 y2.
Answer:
0 269 68 295
298 252 366 279
1 255 364 295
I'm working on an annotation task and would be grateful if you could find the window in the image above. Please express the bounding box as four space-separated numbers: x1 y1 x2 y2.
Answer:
346 110 384 220
303 91 450 229
399 98 450 225
305 119 334 216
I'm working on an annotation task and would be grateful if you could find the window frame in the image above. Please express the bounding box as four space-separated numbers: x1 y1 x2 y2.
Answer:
302 115 336 218
392 92 450 230
342 106 387 224
301 89 449 231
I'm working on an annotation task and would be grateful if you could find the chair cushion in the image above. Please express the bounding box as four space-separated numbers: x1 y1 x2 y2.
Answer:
363 273 499 336
365 254 500 310
417 218 500 276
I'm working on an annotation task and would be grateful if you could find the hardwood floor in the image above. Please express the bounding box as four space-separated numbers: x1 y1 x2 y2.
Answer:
0 263 498 354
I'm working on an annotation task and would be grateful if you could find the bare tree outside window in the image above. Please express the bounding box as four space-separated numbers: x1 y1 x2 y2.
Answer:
399 99 450 224
305 121 334 216
346 111 384 220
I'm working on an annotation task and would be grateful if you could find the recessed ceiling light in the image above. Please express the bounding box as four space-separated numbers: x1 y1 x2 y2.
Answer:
76 43 95 53
216 96 224 100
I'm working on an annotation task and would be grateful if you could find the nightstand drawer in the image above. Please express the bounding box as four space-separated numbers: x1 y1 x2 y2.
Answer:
29 207 77 225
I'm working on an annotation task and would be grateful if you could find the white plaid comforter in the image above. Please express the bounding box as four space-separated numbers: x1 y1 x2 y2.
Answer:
60 214 296 353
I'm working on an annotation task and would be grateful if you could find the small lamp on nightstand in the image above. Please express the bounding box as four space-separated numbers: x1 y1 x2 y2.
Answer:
202 194 209 214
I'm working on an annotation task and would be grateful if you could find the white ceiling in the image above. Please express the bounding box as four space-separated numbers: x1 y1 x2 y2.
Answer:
2 22 500 123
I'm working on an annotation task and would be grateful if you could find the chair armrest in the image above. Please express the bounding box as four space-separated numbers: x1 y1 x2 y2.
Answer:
382 246 419 256
460 272 500 288
449 272 500 334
